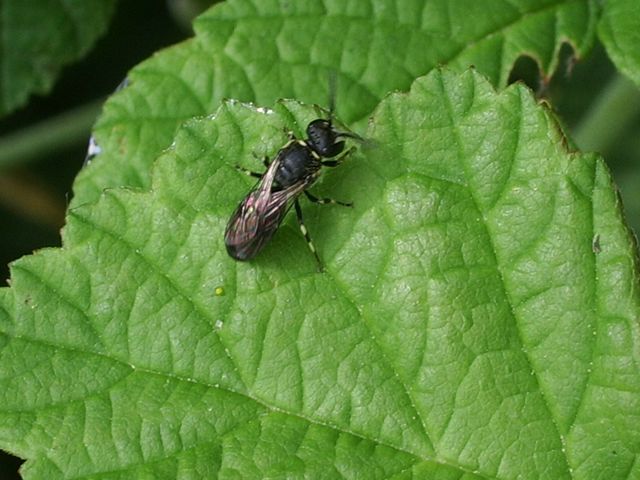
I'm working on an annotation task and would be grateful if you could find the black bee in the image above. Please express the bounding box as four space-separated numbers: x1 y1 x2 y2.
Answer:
224 113 359 271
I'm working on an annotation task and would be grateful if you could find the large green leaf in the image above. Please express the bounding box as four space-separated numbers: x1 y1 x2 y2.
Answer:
75 0 598 205
0 0 117 116
1 68 638 479
599 0 640 86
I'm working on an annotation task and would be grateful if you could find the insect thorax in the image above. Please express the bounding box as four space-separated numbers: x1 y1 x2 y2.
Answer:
275 140 322 187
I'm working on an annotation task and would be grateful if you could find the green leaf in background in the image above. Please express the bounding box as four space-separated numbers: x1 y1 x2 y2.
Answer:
0 0 117 116
1 68 638 479
599 0 640 86
74 0 598 205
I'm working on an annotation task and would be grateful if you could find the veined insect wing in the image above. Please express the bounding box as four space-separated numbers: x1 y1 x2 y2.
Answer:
223 156 282 260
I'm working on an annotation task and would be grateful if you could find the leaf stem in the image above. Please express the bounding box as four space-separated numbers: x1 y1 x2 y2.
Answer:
573 74 640 155
0 100 104 170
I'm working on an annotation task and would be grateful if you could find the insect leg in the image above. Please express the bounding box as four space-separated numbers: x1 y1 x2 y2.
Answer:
235 165 263 179
281 127 298 141
294 199 324 272
321 146 356 167
249 151 273 169
236 154 271 178
251 152 271 168
304 190 352 207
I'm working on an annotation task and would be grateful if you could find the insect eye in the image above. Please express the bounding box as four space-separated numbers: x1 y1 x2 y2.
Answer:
307 119 329 138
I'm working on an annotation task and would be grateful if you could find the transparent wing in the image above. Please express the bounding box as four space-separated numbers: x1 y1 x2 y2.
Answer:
224 157 309 260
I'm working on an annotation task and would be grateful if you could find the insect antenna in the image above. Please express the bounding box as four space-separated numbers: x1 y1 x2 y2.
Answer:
325 70 365 143
327 69 339 124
